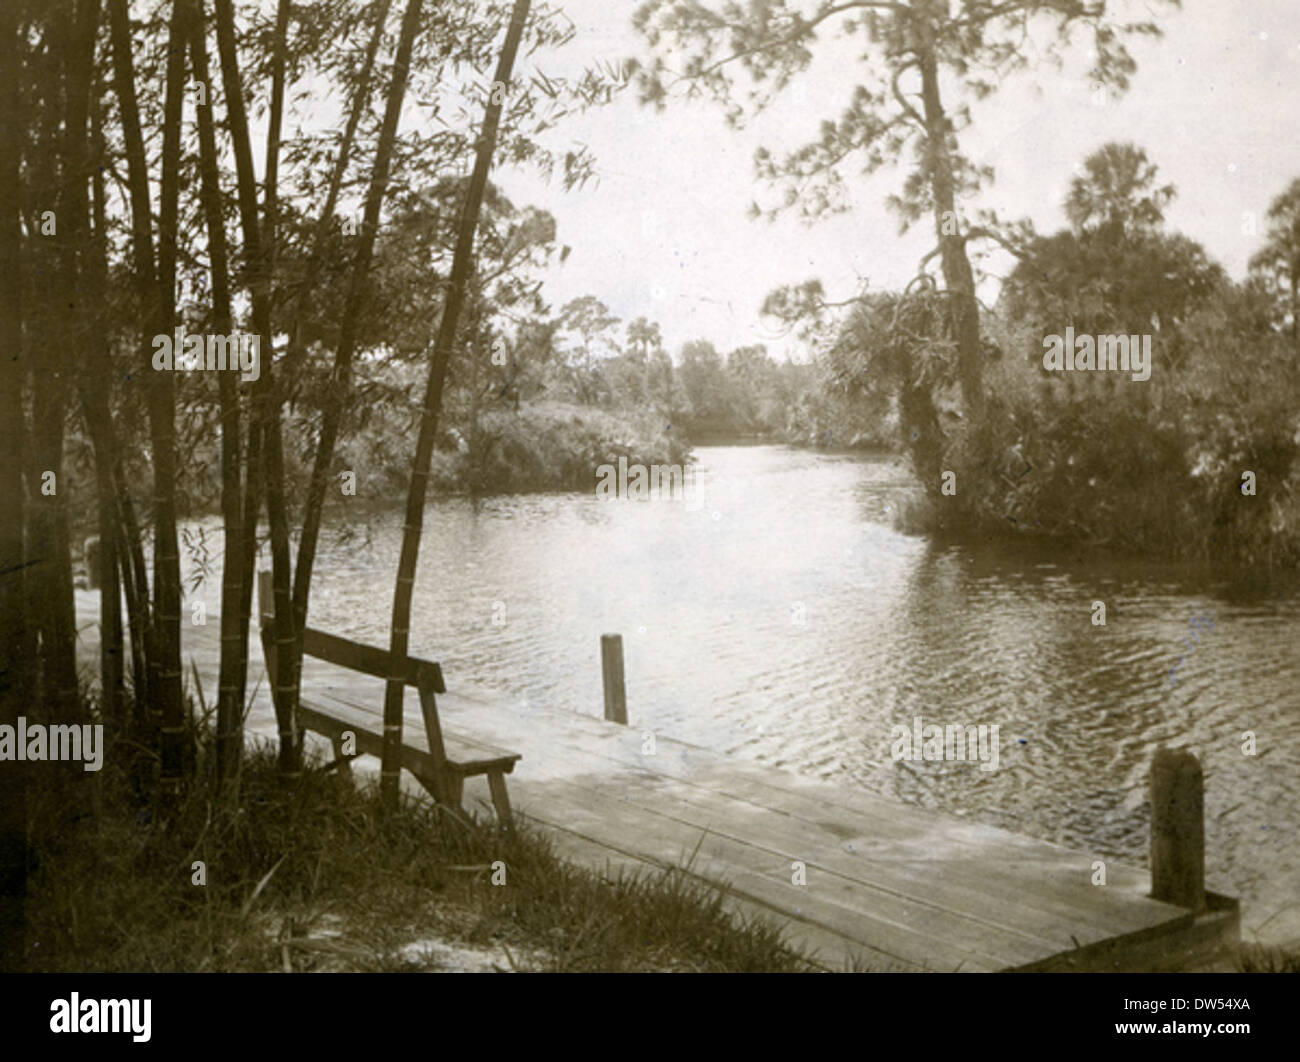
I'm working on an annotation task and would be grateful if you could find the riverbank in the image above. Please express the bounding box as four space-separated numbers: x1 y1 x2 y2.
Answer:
57 400 692 539
334 399 691 500
924 337 1300 570
22 725 816 974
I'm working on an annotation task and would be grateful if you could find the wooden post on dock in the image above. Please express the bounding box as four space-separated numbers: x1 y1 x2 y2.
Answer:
600 634 627 724
1149 748 1205 913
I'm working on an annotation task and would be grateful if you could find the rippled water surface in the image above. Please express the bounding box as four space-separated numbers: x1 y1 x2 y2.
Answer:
193 445 1300 943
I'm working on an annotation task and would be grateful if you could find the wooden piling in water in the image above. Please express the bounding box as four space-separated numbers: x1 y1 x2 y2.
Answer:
600 634 627 724
1150 747 1205 913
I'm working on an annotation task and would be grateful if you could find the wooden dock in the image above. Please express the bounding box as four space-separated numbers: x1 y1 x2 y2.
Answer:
73 591 1240 972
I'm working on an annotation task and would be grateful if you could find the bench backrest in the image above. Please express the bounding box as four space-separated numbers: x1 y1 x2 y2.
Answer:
258 571 464 800
257 571 446 694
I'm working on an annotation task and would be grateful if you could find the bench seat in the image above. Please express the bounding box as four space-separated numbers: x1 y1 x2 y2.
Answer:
299 693 520 783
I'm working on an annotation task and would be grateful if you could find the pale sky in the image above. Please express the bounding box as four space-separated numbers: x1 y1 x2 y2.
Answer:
494 0 1300 361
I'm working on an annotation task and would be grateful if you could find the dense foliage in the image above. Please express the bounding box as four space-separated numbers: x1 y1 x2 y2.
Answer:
816 144 1300 567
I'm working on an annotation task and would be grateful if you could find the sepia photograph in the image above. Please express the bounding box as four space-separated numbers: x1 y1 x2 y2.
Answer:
0 0 1296 1034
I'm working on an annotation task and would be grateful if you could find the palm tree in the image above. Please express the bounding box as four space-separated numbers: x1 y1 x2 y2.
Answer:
1064 142 1175 239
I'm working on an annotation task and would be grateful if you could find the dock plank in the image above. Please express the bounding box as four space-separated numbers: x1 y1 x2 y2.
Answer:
531 829 918 971
511 777 1025 971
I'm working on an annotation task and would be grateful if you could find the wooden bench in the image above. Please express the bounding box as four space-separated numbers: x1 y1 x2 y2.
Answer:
258 572 520 826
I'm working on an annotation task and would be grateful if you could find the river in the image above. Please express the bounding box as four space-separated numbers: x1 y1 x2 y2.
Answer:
188 444 1300 946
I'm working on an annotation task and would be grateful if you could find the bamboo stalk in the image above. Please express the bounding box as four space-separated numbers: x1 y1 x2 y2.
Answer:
292 0 419 683
108 0 184 772
187 0 248 788
154 0 190 795
0 0 31 968
212 0 298 776
380 0 533 811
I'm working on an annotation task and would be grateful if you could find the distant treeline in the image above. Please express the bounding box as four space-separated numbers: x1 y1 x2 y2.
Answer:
323 323 890 499
141 306 892 508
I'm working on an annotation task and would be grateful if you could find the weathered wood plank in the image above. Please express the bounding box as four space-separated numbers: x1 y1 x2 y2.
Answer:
515 779 1022 971
600 634 627 724
487 770 513 830
256 570 445 693
532 829 917 971
301 665 1187 958
510 770 1118 965
416 671 449 774
1150 748 1205 912
301 626 446 694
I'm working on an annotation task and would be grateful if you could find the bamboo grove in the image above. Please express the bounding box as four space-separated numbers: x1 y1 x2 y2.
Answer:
0 0 626 962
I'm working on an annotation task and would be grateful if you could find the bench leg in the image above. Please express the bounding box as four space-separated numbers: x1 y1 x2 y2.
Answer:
487 771 513 830
330 735 353 781
444 773 464 813
416 771 465 813
412 773 465 825
413 773 439 802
